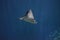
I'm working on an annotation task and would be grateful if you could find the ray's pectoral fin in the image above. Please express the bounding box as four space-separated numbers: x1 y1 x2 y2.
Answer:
19 17 24 20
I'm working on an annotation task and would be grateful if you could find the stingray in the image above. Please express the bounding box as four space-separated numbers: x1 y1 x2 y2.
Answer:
19 9 37 24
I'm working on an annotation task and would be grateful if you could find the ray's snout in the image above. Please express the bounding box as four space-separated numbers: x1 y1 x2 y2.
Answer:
32 20 37 24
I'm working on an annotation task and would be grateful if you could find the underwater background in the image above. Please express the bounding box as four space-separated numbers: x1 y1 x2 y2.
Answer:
0 0 60 40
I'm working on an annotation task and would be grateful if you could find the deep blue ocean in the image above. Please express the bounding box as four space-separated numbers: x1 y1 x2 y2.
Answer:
0 0 60 40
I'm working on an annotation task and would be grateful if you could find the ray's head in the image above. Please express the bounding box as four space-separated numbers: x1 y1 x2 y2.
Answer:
30 19 37 24
33 20 38 24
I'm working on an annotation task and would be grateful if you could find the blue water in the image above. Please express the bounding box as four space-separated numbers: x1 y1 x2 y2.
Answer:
0 0 60 40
